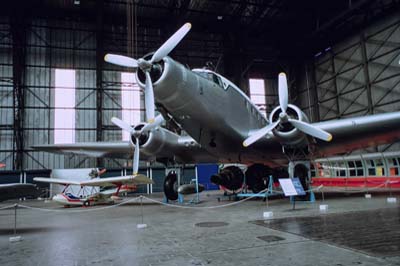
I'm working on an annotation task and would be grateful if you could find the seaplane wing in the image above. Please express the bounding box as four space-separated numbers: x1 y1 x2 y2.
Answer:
34 177 82 186
80 175 154 187
34 175 153 187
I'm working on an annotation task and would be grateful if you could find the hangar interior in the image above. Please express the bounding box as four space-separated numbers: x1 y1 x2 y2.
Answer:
0 1 400 266
0 0 399 175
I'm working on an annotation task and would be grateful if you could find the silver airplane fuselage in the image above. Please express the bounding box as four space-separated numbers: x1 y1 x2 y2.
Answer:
136 56 400 166
137 57 284 164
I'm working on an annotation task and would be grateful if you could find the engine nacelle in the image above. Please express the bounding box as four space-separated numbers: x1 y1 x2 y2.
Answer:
130 125 180 158
210 166 244 191
269 104 309 147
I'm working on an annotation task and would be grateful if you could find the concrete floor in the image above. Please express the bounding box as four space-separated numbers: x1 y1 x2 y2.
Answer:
0 191 399 266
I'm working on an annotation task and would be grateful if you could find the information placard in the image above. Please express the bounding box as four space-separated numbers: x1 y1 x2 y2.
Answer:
279 178 306 196
279 178 297 196
292 178 306 196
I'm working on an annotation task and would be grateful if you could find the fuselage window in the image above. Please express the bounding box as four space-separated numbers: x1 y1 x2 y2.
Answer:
333 162 346 177
367 160 376 176
375 159 385 176
388 158 399 176
349 160 364 176
355 160 364 176
320 162 332 177
348 161 356 176
310 163 317 177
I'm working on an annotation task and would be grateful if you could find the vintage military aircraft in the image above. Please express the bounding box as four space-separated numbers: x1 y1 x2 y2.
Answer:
33 23 400 199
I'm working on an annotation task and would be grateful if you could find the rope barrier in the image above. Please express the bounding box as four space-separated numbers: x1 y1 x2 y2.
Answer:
0 204 16 210
4 182 395 213
0 185 328 213
15 196 141 213
314 182 389 193
139 185 325 210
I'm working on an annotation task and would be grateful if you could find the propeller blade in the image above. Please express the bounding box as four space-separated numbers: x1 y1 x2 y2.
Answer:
104 54 138 68
111 117 134 133
278 73 288 113
132 137 140 174
288 119 332 142
141 114 165 132
145 72 155 123
150 23 192 63
243 120 280 147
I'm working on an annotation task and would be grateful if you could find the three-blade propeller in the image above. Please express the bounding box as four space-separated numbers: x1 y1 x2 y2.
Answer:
105 23 192 124
243 73 332 147
111 115 165 174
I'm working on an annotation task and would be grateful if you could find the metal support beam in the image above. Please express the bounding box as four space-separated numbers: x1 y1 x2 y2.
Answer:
10 10 27 171
360 32 374 114
96 0 105 167
330 51 341 118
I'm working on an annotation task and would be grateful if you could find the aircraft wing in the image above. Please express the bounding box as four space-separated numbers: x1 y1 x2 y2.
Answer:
34 175 153 187
311 112 400 156
34 177 82 186
0 184 40 202
32 136 218 164
31 141 135 159
79 175 153 186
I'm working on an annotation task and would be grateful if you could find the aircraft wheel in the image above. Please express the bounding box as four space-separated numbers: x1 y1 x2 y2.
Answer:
245 164 271 193
164 171 178 201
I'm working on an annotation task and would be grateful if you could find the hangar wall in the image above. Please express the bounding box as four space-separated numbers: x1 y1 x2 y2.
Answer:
0 14 224 171
297 11 400 153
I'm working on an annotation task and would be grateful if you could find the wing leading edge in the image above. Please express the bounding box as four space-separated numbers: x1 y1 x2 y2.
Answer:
312 111 400 156
34 175 153 187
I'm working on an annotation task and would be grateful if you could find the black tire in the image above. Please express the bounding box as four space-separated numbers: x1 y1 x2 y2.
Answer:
164 171 178 201
83 200 90 207
245 164 271 193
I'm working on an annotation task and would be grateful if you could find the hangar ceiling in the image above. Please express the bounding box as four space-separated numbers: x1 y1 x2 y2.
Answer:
3 0 399 54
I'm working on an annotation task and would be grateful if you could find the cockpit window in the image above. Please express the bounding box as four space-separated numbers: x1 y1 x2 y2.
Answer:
194 71 223 87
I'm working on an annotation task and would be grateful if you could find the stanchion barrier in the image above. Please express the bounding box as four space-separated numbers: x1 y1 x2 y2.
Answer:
0 185 326 213
15 196 141 213
140 185 325 210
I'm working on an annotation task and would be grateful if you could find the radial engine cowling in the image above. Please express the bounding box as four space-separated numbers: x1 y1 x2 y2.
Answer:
269 104 310 147
130 124 179 158
210 166 243 191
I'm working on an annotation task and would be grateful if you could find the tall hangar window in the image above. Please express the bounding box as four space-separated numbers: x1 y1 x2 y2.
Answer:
54 69 76 144
249 79 267 117
121 72 141 141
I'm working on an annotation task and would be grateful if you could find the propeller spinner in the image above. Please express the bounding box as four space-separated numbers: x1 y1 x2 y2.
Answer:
105 23 192 123
111 115 165 174
243 73 332 147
